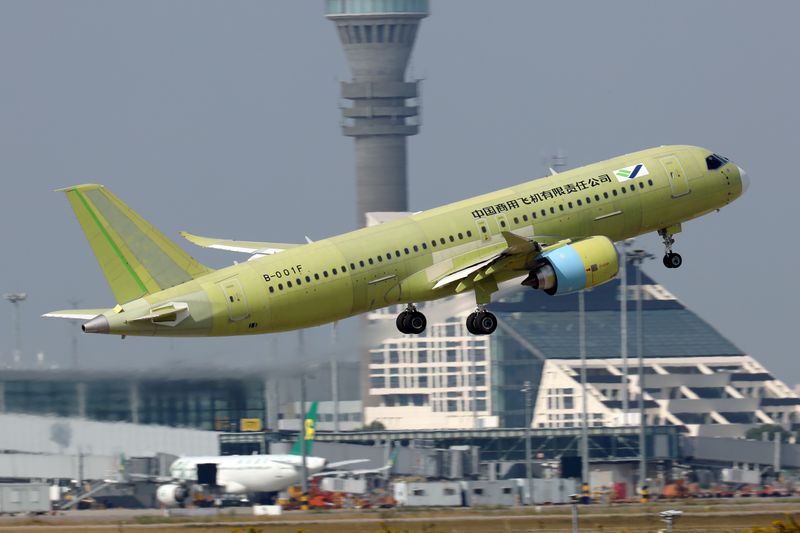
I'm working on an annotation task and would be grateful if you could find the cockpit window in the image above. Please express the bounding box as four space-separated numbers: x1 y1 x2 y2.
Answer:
706 153 728 170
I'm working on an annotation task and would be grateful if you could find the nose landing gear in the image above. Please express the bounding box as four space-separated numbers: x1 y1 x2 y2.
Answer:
396 305 427 335
658 228 683 269
466 306 498 335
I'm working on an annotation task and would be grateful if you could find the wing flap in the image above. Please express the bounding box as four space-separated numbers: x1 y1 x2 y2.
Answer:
180 231 301 255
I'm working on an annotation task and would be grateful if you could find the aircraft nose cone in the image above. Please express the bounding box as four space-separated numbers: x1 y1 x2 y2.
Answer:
738 166 750 193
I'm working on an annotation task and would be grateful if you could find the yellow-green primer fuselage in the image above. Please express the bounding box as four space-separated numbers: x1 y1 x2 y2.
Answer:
60 145 747 337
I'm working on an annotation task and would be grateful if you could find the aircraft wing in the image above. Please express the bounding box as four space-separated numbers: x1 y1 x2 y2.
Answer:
326 459 370 469
430 232 570 292
180 231 302 256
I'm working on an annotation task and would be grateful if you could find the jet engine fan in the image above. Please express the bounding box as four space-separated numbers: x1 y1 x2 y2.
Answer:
156 483 189 507
522 236 618 295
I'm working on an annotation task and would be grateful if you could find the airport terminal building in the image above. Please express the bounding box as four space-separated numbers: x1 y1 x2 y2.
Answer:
363 264 800 437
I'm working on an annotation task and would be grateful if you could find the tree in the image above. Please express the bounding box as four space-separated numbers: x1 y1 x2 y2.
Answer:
744 424 791 442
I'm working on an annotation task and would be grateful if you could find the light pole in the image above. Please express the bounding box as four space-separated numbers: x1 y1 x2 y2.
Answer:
4 292 27 366
521 380 534 505
618 239 635 424
578 290 589 486
629 249 653 496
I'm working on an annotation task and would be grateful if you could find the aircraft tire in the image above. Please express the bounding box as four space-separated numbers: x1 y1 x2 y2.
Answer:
475 312 498 335
406 311 427 334
466 312 479 334
668 253 682 268
396 311 410 334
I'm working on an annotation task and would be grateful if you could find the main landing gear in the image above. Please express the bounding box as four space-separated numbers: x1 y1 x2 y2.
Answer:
658 228 683 269
396 305 427 335
466 306 497 335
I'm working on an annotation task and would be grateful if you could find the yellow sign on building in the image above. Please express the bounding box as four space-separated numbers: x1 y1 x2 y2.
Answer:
240 418 263 432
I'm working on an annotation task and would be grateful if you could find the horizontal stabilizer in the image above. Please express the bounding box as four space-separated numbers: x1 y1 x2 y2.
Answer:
42 309 108 320
180 231 301 256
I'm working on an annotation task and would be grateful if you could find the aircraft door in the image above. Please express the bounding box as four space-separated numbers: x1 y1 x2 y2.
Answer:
219 277 250 322
197 463 218 486
661 156 691 198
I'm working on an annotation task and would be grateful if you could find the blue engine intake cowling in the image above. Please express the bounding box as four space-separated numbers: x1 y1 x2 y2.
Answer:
522 236 619 295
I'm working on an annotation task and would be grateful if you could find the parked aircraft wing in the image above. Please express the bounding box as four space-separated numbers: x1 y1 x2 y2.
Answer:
180 231 301 256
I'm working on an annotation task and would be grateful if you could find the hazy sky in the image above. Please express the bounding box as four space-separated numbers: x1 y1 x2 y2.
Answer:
1 2 798 382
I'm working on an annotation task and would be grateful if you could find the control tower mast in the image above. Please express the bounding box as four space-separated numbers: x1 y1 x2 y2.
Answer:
326 0 429 226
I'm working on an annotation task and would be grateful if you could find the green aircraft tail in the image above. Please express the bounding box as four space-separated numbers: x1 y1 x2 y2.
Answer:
290 401 319 456
59 184 213 304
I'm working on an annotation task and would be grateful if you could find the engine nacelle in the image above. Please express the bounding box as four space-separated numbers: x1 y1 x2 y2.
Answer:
156 483 188 507
522 236 618 295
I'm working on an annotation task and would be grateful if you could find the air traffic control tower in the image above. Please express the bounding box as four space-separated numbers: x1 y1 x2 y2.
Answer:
326 0 429 225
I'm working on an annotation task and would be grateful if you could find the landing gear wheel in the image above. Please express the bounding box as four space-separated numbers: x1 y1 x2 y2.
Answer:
466 312 479 335
466 310 497 335
396 312 409 333
476 312 498 335
396 309 426 334
663 252 682 269
405 311 427 334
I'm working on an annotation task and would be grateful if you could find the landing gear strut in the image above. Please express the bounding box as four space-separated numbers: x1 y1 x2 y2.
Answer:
466 306 497 335
396 305 427 335
658 228 682 269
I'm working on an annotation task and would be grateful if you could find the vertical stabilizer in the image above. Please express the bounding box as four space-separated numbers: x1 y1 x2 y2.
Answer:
290 401 319 456
59 184 213 304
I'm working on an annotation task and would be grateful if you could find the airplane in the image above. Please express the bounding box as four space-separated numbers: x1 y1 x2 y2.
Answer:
147 402 367 506
44 145 748 336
